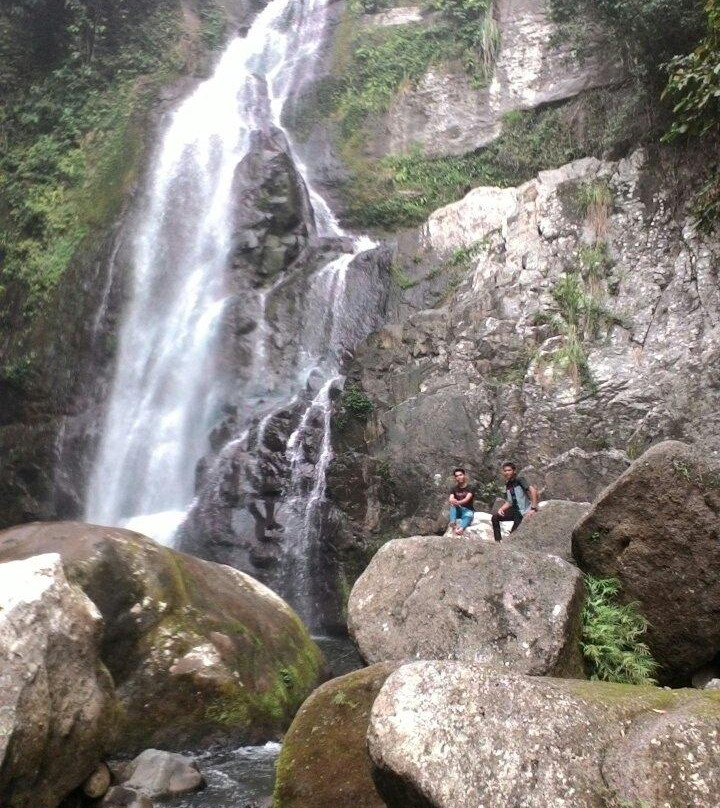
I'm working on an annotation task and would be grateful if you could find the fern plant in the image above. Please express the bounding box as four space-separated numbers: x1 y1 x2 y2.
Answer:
581 576 658 685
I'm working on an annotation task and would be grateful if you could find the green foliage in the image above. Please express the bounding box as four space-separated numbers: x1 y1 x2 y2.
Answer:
664 0 720 232
579 242 614 285
548 0 705 89
428 0 499 79
544 272 616 388
389 262 417 289
0 0 187 318
198 0 228 50
345 103 606 229
581 576 658 685
342 385 374 419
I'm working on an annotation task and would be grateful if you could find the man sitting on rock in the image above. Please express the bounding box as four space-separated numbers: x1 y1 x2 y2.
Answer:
449 468 475 535
492 462 538 542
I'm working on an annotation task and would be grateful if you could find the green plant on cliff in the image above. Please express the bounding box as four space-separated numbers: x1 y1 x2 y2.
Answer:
0 0 226 323
342 385 374 419
664 0 720 231
581 576 658 685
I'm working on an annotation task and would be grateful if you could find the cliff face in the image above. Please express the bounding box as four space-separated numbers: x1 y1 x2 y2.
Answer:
327 146 719 572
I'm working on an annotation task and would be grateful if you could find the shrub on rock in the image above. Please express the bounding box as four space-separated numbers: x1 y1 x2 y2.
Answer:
0 522 324 752
0 554 116 808
572 441 720 683
368 661 720 808
348 535 585 676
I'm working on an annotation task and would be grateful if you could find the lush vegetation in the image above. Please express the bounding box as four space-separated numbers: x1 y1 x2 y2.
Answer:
548 0 705 89
0 0 224 322
664 0 720 231
342 96 623 230
581 576 658 685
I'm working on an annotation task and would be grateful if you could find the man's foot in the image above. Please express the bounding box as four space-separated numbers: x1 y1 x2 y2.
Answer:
456 527 465 536
494 538 502 543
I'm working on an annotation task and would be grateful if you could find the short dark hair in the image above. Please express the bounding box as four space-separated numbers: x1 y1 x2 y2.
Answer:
502 461 517 471
453 467 466 475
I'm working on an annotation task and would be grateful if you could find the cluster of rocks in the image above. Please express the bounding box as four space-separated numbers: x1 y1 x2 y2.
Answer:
0 522 324 808
71 750 203 807
274 441 720 808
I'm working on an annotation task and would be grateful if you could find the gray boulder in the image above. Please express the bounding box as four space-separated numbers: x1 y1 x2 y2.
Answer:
511 500 590 562
100 786 153 808
347 536 585 676
368 661 720 808
82 763 112 799
573 441 720 683
0 554 115 808
123 750 203 799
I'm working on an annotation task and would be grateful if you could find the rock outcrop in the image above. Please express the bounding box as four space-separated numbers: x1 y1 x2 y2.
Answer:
511 500 590 562
273 662 401 808
329 148 720 568
0 522 324 752
573 441 720 684
368 661 720 808
347 535 585 676
382 0 622 158
0 554 115 808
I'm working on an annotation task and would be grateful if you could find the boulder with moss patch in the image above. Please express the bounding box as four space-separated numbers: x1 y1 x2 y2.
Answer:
369 661 720 808
273 662 401 808
0 522 324 752
573 441 720 684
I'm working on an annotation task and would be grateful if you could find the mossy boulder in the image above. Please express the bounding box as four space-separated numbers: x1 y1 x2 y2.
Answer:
369 661 720 808
273 662 401 808
0 522 324 752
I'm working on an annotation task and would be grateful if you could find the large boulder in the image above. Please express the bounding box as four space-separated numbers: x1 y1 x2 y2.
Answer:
273 662 401 808
368 661 720 808
347 536 585 677
0 554 116 808
0 522 324 752
572 441 720 683
511 500 590 563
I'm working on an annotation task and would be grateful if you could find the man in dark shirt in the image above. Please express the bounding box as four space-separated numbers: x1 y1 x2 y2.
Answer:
491 461 539 542
449 467 475 535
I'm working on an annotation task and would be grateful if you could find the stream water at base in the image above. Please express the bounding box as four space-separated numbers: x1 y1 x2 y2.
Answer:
168 636 362 807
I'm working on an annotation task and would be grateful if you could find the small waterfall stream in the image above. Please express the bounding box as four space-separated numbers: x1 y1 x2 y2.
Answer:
85 0 385 625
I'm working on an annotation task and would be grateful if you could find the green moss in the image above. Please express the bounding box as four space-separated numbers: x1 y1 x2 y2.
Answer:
273 663 400 808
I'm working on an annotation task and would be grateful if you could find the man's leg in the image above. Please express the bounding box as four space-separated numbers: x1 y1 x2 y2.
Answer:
459 507 474 530
449 506 459 532
491 508 520 542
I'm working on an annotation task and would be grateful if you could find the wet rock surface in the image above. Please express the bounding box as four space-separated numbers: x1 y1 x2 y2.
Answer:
122 750 204 799
573 441 720 684
0 522 324 753
273 662 401 808
368 661 720 808
347 535 585 676
0 554 115 808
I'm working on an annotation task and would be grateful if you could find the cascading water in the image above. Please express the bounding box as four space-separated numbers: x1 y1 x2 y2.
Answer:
85 0 388 624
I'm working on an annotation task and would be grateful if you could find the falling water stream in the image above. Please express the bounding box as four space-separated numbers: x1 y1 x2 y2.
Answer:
86 0 375 560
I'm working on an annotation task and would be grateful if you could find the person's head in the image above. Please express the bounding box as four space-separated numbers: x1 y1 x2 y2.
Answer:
453 467 467 486
501 462 517 482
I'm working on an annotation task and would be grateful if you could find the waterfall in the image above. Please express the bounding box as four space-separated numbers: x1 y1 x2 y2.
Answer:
85 0 385 622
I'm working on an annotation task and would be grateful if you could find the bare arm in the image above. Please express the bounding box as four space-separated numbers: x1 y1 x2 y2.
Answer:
455 492 473 507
